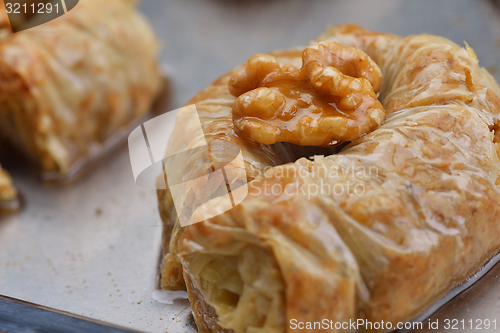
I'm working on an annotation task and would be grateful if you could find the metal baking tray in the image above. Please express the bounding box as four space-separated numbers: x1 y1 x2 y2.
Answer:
1 0 500 332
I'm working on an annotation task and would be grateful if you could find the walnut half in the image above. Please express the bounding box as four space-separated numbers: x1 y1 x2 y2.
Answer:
229 41 386 146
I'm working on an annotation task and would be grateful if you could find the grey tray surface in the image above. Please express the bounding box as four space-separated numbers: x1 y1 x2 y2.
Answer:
1 0 500 332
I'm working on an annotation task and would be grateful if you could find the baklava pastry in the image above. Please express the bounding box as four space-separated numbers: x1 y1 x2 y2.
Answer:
159 25 500 333
0 165 18 214
0 0 161 181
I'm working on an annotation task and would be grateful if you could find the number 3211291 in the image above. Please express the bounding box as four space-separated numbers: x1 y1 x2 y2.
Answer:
444 319 497 330
5 2 59 14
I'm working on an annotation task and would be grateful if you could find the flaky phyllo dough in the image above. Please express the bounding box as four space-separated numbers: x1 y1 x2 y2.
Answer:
0 0 160 179
158 25 500 333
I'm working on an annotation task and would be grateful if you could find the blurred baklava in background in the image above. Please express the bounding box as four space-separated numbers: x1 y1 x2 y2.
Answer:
0 0 161 208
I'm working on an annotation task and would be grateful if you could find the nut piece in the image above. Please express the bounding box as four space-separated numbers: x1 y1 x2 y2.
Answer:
229 41 386 146
229 54 282 97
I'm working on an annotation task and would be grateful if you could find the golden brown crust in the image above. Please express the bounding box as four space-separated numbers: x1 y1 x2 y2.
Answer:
184 271 234 333
158 186 187 290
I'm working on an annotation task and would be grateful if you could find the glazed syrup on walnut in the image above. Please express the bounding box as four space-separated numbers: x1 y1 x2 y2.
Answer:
229 41 386 147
